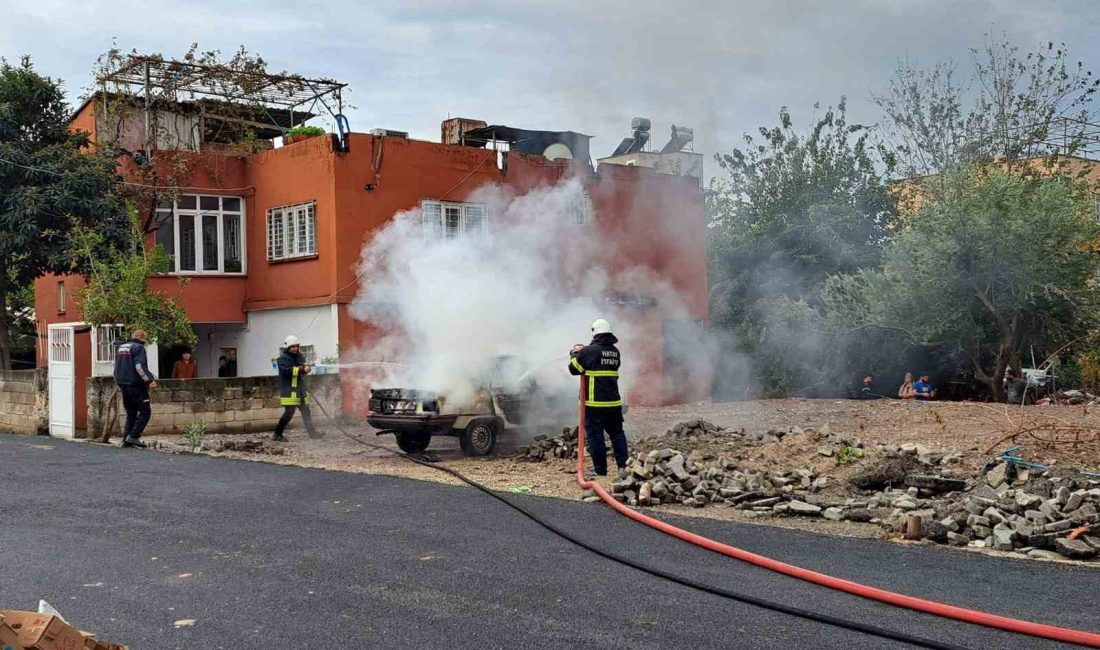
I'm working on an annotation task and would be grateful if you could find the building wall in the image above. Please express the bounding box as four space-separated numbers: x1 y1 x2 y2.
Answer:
244 135 338 309
87 374 342 437
0 369 48 435
237 304 340 377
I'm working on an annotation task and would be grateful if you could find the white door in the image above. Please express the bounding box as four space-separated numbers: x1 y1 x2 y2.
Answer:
48 324 76 439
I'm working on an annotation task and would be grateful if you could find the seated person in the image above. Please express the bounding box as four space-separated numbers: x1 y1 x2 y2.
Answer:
857 375 881 399
898 372 916 400
913 373 936 401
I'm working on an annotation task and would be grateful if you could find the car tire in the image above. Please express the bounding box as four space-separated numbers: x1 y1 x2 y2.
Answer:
395 432 430 454
460 419 498 457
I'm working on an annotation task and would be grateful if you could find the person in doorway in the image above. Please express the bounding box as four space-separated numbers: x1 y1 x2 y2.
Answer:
113 329 157 448
273 335 322 441
898 372 916 400
914 373 936 401
568 318 629 479
217 356 230 378
226 349 238 377
172 350 197 379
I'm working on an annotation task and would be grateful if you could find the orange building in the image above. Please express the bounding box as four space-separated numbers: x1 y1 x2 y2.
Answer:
35 87 708 427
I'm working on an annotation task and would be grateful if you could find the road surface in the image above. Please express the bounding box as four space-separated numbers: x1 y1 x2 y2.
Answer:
0 433 1096 649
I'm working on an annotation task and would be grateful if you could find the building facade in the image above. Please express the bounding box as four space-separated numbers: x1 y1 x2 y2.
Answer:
35 98 709 428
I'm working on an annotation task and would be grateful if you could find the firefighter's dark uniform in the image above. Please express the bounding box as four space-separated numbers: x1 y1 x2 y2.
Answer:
274 348 319 439
569 332 628 476
113 337 156 443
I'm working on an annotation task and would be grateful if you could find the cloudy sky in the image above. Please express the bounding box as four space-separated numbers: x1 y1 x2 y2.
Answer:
4 0 1100 167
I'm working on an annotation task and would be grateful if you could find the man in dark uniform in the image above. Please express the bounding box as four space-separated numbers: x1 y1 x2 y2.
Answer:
273 335 322 441
113 329 157 448
569 318 629 478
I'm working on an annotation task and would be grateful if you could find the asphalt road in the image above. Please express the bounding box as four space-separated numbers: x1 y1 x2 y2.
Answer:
0 433 1097 650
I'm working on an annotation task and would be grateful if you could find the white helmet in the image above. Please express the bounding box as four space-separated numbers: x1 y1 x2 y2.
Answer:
591 318 612 335
283 334 301 348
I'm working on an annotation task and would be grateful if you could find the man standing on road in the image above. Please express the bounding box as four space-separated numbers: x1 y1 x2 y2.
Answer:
113 329 157 448
273 335 322 442
569 319 629 479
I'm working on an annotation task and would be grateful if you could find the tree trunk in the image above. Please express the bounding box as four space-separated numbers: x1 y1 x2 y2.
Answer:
0 289 12 371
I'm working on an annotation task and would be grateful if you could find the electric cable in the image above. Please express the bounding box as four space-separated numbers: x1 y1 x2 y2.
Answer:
308 397 972 650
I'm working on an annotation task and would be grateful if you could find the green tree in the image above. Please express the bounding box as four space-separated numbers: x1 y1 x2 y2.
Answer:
822 169 1100 400
0 56 129 368
875 34 1100 189
707 98 897 394
71 208 196 348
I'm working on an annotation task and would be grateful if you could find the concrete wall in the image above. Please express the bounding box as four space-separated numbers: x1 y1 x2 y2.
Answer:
0 369 48 435
87 374 342 437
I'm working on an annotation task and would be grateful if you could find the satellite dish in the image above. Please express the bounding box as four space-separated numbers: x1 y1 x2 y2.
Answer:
543 143 574 160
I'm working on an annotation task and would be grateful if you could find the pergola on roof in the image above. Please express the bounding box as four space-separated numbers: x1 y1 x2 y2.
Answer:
98 54 347 117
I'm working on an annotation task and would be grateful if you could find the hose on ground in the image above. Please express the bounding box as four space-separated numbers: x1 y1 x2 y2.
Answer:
572 378 1100 649
310 397 968 650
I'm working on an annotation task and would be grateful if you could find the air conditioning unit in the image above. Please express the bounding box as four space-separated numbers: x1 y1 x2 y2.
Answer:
370 128 409 139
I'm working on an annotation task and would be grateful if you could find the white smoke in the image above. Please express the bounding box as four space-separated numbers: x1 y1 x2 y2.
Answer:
347 177 697 406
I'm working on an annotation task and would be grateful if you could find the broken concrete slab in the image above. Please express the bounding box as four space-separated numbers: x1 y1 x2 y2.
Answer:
1055 538 1098 560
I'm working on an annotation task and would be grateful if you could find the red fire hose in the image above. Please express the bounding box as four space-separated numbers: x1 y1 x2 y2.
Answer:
574 378 1100 648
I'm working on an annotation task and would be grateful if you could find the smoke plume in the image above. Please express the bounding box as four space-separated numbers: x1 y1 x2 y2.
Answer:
347 177 699 407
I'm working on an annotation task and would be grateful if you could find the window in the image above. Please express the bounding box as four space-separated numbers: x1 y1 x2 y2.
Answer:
95 325 125 363
267 201 317 261
154 194 246 274
300 345 316 365
420 200 489 239
566 192 592 225
57 282 66 314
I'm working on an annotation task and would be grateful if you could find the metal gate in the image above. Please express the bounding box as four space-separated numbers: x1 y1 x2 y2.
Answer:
48 324 76 439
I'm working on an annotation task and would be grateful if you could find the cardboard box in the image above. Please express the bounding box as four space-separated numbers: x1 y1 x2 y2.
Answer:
0 610 85 650
0 614 22 650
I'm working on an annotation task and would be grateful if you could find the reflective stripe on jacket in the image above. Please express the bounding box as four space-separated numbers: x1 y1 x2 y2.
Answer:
568 333 622 408
278 351 310 406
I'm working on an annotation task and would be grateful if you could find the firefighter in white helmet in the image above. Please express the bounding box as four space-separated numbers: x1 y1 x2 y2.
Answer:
273 335 323 441
569 318 628 478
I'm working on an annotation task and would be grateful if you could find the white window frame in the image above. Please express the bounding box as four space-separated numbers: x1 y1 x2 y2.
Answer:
566 191 593 225
156 194 247 275
267 201 317 261
420 200 489 239
94 325 125 364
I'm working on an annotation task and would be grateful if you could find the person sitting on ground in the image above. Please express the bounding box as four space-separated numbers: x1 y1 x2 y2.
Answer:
858 375 881 399
913 373 936 401
898 372 916 400
1004 369 1028 405
172 350 197 379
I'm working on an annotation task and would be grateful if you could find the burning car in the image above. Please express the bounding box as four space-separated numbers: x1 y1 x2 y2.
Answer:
367 356 574 456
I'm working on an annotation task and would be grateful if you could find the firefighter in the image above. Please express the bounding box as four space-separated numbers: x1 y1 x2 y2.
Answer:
113 329 157 448
569 318 629 478
273 335 323 441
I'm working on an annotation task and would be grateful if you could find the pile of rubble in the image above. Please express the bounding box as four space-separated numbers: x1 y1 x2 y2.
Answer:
597 447 836 511
515 428 579 462
210 439 286 456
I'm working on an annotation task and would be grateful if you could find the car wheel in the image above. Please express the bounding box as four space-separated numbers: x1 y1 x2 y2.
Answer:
461 420 497 457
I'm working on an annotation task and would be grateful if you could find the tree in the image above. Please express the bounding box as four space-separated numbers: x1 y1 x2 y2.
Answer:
71 208 196 348
0 56 130 369
822 169 1100 401
707 98 897 394
875 34 1100 190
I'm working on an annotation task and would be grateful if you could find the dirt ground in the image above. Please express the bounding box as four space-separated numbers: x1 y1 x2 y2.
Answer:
147 398 1100 553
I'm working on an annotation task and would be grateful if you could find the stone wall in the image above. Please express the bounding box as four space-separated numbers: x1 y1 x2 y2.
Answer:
0 369 47 435
87 374 342 437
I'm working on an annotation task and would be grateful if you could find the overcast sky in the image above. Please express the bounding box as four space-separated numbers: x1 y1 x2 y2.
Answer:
4 0 1100 169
